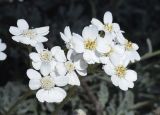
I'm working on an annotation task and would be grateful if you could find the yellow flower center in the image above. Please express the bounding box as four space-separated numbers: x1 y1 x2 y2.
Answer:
40 50 52 62
40 76 55 90
65 61 75 73
84 39 97 50
125 41 133 51
22 29 37 39
115 65 126 77
104 24 113 32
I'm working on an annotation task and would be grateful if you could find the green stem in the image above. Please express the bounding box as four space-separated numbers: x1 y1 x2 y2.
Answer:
5 91 33 115
51 86 76 115
140 50 160 61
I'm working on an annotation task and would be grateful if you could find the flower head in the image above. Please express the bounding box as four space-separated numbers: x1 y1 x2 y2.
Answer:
123 39 140 64
9 19 49 46
91 11 125 44
72 25 112 64
29 43 66 76
0 39 7 61
27 69 68 103
55 49 88 86
102 57 137 91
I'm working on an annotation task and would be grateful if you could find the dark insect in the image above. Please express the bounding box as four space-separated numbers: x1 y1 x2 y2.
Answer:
98 30 105 38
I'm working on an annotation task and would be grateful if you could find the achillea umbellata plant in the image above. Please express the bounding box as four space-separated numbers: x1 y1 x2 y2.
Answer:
8 11 141 103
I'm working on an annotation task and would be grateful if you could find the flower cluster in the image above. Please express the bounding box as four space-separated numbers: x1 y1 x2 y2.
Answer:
9 11 140 103
0 39 7 61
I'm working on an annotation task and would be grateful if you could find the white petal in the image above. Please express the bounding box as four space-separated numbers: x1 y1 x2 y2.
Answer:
50 60 57 71
53 76 69 86
0 43 6 52
56 62 67 76
82 26 98 40
113 23 120 31
110 53 124 66
64 26 72 39
50 71 56 77
132 43 139 50
110 54 127 67
9 26 21 35
12 36 23 42
29 79 41 90
32 62 41 70
125 70 137 82
99 56 110 64
29 39 37 47
67 49 75 61
102 60 115 76
51 46 66 62
27 69 42 80
20 37 31 44
35 26 49 36
91 18 104 30
0 52 7 60
118 79 129 91
35 43 44 53
132 51 140 62
115 31 125 44
113 45 125 54
17 19 29 30
40 62 51 76
29 52 41 62
36 89 46 102
126 51 140 63
103 11 113 24
66 72 80 86
76 69 87 76
128 82 134 88
74 54 88 70
35 36 48 42
83 50 99 64
60 32 69 43
111 75 119 86
44 87 66 103
96 38 111 53
72 35 84 53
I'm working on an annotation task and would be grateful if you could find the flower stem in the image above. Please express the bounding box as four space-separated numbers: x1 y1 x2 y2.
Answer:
81 79 103 115
141 50 160 61
51 86 76 115
5 90 33 115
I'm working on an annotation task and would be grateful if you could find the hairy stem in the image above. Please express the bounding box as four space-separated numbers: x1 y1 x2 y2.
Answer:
141 50 160 61
81 79 103 115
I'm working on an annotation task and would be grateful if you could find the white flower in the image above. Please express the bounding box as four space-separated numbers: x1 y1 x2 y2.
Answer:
99 43 125 65
0 39 7 61
60 26 73 49
91 11 125 44
123 39 140 64
9 19 49 46
72 25 111 64
102 57 137 91
27 69 68 103
55 49 88 86
29 43 66 76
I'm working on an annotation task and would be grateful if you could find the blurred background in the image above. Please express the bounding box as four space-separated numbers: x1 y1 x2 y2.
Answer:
0 0 160 115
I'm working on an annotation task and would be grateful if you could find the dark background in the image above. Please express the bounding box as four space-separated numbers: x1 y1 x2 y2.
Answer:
0 0 160 115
